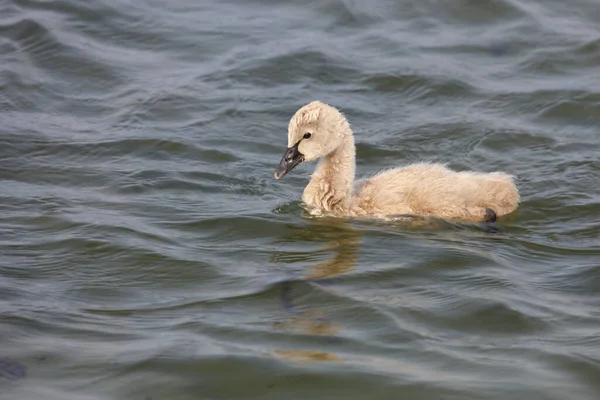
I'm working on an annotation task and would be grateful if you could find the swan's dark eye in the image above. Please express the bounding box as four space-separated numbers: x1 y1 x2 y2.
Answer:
303 132 312 139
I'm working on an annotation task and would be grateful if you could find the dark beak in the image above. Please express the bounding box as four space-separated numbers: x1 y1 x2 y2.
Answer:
274 140 304 180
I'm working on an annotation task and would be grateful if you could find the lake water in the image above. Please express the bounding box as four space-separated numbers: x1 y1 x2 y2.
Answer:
1 0 600 399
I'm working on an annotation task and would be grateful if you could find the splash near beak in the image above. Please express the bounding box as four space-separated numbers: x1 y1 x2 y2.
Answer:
274 140 304 180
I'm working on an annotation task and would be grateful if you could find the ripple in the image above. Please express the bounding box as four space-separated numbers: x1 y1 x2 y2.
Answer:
362 73 477 102
0 17 123 92
213 49 363 87
2 0 600 398
433 0 527 25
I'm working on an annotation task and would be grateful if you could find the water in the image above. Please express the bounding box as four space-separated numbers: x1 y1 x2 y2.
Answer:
1 0 600 398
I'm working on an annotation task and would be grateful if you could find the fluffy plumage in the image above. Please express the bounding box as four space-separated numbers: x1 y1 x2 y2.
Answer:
275 101 519 222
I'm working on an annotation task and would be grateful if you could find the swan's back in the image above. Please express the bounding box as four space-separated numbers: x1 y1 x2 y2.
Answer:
352 163 519 221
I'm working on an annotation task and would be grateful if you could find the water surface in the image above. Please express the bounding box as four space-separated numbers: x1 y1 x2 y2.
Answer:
1 0 600 399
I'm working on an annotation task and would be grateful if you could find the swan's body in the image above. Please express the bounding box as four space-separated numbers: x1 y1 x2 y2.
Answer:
274 101 519 222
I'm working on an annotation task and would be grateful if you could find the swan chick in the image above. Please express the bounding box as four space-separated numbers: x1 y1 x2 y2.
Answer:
274 101 519 222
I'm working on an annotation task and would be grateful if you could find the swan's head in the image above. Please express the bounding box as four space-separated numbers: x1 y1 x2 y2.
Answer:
274 100 350 180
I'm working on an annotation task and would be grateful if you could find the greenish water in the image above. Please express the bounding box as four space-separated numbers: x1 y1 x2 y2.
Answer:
1 0 600 399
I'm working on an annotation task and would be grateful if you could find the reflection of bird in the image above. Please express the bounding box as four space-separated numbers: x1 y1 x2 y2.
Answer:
279 281 299 314
274 221 361 338
306 237 359 280
275 101 519 222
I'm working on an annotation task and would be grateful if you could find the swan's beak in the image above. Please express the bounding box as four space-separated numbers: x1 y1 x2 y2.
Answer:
274 141 304 180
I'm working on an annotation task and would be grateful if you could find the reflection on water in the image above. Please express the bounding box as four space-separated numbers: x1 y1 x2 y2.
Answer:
305 226 362 281
270 218 361 361
268 212 507 363
274 349 342 364
273 307 340 336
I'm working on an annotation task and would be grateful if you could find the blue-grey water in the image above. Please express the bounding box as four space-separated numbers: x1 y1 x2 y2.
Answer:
1 0 600 399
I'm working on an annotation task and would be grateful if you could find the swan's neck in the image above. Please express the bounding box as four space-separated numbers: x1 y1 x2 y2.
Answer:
303 135 356 213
